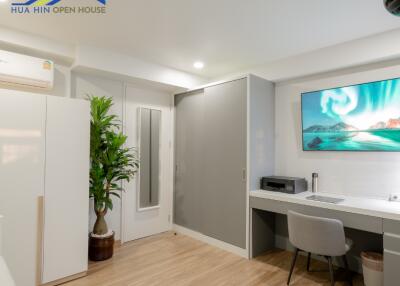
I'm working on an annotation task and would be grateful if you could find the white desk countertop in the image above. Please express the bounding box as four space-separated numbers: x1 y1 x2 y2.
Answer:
251 190 400 221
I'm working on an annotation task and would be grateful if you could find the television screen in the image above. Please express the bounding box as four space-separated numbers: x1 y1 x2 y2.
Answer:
302 77 400 151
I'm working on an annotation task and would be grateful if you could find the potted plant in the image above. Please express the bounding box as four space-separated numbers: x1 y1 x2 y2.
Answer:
88 96 139 261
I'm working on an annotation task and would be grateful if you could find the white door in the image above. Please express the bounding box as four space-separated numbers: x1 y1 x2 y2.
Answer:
0 89 46 286
42 97 90 284
122 84 173 243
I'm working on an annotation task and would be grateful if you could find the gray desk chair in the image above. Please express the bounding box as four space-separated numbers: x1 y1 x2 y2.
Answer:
287 211 353 286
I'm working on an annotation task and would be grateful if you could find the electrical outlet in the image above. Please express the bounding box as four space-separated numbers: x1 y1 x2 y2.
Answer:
389 193 400 202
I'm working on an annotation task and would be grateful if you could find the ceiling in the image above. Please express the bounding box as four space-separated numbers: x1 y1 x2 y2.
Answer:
1 0 400 78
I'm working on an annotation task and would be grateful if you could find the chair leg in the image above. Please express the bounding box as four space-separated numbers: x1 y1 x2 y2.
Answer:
287 248 299 285
327 256 335 286
306 252 311 272
342 255 349 270
342 255 353 286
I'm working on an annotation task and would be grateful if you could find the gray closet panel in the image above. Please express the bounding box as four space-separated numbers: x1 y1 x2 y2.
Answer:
174 90 205 232
202 79 247 248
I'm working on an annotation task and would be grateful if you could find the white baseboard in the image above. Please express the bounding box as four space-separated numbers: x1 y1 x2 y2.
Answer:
173 224 249 258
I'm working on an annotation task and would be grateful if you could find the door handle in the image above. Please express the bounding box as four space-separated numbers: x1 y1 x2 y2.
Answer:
242 168 246 182
36 196 44 285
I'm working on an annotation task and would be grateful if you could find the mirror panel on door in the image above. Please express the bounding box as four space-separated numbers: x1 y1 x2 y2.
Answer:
138 107 161 210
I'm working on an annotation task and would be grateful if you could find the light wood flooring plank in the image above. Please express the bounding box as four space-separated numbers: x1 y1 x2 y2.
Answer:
63 232 363 286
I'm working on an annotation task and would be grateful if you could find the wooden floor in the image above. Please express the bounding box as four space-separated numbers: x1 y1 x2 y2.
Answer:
64 232 363 286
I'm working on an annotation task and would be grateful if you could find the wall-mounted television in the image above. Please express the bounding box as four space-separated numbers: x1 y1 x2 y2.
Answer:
302 77 400 151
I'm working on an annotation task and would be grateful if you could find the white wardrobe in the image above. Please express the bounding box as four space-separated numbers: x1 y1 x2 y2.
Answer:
0 89 90 286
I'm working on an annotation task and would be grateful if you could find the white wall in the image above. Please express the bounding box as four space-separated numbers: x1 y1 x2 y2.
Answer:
275 64 400 200
50 64 71 98
0 27 75 65
213 29 400 83
74 45 206 89
249 75 275 190
0 27 207 90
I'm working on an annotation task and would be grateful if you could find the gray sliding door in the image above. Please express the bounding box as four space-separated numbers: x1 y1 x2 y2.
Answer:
174 79 247 248
174 90 205 232
202 79 247 248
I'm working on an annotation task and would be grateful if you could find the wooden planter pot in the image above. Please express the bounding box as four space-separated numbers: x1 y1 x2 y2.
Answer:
89 232 115 261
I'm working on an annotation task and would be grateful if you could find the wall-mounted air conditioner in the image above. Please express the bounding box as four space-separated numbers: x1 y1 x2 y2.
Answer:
0 50 54 90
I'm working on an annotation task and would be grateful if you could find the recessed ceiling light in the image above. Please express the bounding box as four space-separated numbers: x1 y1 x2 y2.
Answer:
193 61 204 69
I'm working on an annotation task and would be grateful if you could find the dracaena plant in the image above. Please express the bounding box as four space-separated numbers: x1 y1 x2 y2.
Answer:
89 96 139 235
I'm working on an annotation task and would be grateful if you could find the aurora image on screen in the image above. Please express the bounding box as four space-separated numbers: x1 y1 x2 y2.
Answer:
302 78 400 151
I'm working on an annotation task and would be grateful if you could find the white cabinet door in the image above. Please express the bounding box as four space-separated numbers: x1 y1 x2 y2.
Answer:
42 96 90 284
0 89 46 286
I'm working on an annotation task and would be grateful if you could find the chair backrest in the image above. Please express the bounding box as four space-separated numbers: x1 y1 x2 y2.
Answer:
287 211 346 256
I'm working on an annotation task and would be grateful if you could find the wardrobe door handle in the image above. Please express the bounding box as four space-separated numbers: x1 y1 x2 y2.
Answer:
36 195 44 285
242 168 246 182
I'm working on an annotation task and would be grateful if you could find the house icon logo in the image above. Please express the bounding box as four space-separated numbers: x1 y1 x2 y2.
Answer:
12 0 106 6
